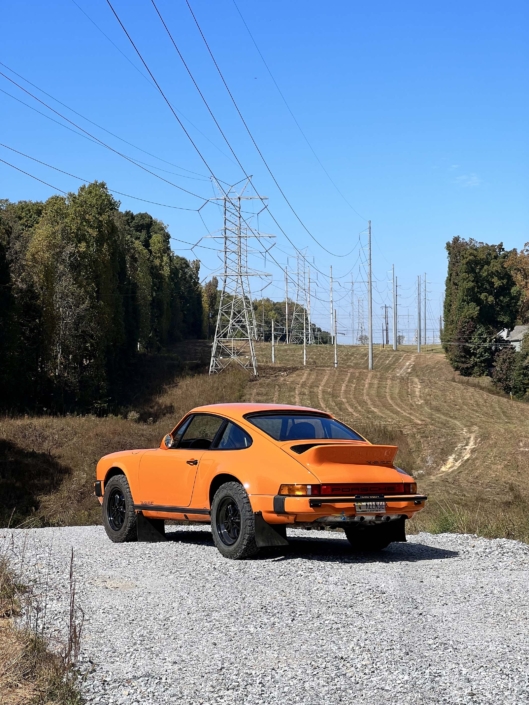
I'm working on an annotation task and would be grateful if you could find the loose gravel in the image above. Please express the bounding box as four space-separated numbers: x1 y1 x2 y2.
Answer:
1 525 528 705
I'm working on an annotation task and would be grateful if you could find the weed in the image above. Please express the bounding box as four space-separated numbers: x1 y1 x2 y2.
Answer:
0 543 84 704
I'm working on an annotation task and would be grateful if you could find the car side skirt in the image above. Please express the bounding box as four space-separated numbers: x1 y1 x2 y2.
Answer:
133 504 210 516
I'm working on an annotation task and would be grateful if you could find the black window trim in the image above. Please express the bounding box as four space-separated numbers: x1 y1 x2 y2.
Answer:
171 413 252 451
243 411 365 442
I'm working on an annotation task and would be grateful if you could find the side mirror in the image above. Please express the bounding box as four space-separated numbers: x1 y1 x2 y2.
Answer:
163 434 174 449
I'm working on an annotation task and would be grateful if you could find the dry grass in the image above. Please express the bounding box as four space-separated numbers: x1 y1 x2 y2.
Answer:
0 550 83 705
249 342 529 543
0 366 248 527
2 338 529 544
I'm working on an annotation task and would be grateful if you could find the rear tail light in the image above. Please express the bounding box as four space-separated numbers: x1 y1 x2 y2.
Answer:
278 483 418 496
278 484 321 496
319 483 417 495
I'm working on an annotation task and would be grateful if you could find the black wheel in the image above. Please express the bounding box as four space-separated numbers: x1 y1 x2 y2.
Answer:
210 482 259 559
344 526 391 552
102 475 137 543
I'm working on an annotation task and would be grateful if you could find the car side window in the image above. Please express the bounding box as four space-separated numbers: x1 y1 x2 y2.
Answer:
215 422 252 450
177 414 225 450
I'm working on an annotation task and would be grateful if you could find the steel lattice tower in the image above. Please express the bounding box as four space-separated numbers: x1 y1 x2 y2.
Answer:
289 252 308 345
209 180 272 376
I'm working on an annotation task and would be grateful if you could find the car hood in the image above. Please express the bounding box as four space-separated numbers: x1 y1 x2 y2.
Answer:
280 440 412 483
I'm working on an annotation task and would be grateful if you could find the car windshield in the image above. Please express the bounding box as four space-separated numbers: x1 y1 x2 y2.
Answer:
246 413 364 442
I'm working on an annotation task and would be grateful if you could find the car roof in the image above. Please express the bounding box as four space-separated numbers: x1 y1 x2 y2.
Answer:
189 402 331 420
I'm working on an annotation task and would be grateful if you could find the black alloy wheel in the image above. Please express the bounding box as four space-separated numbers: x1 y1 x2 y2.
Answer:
216 497 241 546
102 474 138 543
211 482 259 560
107 487 126 531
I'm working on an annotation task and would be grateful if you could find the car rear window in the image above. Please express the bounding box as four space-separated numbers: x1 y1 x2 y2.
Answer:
245 413 364 442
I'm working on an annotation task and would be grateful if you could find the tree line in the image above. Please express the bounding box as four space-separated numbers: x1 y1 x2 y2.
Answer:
0 182 203 412
443 236 529 398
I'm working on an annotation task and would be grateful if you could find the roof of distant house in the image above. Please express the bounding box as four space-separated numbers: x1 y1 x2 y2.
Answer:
505 325 529 342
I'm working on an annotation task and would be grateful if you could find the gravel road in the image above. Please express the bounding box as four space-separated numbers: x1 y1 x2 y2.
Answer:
2 525 528 705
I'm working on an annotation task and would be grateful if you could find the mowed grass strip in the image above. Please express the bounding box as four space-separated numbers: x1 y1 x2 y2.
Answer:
252 344 529 543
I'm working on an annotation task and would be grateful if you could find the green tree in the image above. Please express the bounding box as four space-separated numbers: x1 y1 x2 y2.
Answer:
443 237 520 374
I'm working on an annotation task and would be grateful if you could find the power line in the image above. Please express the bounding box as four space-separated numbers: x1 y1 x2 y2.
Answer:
147 0 337 279
0 157 67 194
68 0 239 167
231 0 367 223
183 0 360 258
0 71 207 201
0 143 198 211
0 61 209 179
106 0 334 284
104 1 361 307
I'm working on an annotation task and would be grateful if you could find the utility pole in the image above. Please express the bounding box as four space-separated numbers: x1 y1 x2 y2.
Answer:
423 272 427 345
384 305 389 345
307 268 313 344
334 309 338 368
271 318 275 364
368 220 373 370
290 252 307 345
303 310 307 365
284 266 289 345
417 275 421 353
350 279 355 345
330 265 334 344
392 265 397 350
439 314 443 344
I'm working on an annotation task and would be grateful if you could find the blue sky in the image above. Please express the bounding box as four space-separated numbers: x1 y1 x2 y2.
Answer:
2 0 528 343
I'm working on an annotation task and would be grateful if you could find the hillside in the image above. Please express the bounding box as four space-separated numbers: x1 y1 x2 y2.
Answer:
251 343 529 538
1 341 528 541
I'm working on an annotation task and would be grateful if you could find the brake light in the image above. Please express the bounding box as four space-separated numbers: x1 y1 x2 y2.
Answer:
319 483 417 495
278 484 322 496
278 483 417 496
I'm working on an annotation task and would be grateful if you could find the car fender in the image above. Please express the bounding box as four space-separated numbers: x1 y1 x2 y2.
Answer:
96 450 146 499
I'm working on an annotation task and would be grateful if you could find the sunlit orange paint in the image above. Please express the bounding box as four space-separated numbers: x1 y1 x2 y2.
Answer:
95 403 426 525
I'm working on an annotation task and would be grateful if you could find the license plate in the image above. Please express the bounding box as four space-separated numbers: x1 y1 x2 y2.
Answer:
355 501 386 513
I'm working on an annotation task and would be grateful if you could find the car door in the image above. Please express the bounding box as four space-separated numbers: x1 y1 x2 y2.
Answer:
138 414 226 508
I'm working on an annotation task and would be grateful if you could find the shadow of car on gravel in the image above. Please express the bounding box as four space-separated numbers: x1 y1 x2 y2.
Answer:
164 529 458 563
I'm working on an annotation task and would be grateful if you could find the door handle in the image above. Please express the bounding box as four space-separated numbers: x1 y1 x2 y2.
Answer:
186 459 198 466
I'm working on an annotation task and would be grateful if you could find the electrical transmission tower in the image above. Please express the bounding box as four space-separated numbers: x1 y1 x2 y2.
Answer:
209 179 273 376
289 251 308 345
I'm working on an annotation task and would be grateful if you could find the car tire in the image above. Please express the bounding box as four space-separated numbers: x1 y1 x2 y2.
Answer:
211 482 259 560
343 526 391 552
102 474 137 543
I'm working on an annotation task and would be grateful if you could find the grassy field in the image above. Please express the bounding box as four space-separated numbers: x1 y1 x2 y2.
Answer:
1 340 529 542
251 342 529 541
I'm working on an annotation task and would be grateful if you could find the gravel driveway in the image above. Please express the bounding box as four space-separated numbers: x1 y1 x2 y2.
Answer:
2 525 528 705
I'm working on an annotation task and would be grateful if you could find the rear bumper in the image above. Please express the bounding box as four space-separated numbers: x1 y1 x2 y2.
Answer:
252 494 427 524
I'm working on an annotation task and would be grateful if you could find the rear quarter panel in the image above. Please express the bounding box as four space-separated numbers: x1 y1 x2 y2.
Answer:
191 429 320 506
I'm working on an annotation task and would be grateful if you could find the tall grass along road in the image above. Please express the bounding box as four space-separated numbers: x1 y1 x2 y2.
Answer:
2 526 528 704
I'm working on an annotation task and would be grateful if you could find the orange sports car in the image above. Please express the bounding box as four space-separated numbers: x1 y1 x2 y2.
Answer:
94 403 426 559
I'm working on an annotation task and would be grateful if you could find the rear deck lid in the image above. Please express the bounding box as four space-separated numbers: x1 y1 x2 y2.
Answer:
282 441 402 483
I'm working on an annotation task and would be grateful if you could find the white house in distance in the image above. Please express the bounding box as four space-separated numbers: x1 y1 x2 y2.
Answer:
497 325 529 352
